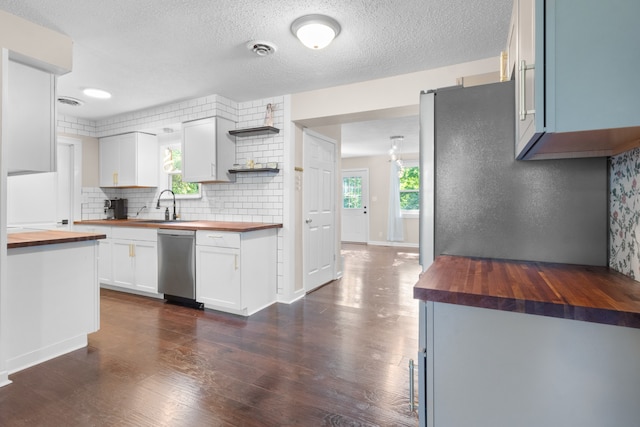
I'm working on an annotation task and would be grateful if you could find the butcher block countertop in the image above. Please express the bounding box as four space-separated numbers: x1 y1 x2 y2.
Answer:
414 255 640 329
75 219 283 232
8 230 106 249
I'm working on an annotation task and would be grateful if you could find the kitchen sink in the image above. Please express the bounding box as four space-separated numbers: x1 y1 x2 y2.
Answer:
139 219 184 224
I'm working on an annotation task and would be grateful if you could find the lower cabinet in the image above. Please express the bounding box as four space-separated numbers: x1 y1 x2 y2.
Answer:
75 224 159 296
73 225 113 285
111 227 158 294
196 228 277 316
418 301 640 427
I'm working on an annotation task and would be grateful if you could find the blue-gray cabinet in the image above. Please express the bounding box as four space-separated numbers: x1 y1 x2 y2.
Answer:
510 0 640 160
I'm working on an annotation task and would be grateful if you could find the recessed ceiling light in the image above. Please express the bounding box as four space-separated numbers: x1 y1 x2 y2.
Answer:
83 88 112 99
291 14 341 49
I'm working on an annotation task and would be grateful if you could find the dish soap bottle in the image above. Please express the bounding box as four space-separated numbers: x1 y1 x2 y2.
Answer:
164 207 170 220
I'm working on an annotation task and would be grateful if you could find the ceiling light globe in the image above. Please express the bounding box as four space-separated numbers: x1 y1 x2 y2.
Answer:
291 14 341 50
296 23 335 49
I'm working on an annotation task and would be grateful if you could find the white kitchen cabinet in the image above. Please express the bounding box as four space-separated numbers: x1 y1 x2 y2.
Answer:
73 224 113 285
99 132 158 187
512 0 640 159
111 227 158 295
6 59 56 175
182 116 236 183
196 229 276 316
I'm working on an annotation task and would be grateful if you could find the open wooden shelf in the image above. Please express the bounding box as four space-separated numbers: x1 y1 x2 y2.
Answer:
229 126 280 137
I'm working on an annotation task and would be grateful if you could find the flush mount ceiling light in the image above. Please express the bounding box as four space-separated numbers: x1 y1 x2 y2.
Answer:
83 88 112 99
247 40 277 56
291 14 341 49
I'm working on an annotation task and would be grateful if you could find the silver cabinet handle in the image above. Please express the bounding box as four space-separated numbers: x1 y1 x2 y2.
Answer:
409 359 415 412
305 218 312 224
519 60 536 121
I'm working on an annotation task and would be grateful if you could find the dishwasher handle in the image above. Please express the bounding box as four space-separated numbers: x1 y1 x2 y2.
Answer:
157 228 195 237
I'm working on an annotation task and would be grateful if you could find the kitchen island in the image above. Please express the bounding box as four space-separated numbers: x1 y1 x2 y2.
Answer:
5 230 105 377
413 255 640 427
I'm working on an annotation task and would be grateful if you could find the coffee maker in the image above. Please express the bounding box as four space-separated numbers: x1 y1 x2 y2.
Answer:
104 198 128 219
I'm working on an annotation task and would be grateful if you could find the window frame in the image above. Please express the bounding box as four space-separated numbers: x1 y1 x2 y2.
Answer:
161 143 202 200
399 160 420 218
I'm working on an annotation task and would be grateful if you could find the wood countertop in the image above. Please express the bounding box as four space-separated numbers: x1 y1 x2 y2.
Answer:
413 255 640 329
8 230 106 249
74 219 283 232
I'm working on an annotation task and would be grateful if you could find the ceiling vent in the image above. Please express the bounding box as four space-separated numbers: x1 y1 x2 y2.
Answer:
57 96 84 107
247 40 277 57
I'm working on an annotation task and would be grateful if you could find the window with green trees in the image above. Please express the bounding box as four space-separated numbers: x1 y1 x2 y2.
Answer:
164 146 201 198
343 176 363 209
399 164 420 212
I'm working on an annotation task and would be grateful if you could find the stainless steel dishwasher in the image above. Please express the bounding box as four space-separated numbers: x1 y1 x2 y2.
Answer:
157 228 202 309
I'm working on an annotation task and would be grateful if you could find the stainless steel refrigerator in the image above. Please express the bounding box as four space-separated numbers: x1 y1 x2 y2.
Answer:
416 81 608 424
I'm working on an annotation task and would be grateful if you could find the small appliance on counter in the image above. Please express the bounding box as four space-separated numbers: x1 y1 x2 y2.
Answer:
104 198 128 219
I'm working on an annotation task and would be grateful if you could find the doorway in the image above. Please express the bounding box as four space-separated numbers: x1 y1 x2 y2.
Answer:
341 168 369 243
303 129 336 292
57 136 82 228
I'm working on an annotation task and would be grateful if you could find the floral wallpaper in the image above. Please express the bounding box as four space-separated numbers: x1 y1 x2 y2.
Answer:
610 147 640 280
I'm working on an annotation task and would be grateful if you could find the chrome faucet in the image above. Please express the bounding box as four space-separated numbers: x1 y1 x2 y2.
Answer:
156 189 177 220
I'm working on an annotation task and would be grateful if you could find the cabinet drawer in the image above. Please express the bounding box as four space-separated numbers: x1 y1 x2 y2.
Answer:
196 231 240 248
111 227 157 242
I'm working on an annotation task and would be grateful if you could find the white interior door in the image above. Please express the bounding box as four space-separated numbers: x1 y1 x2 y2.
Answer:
341 169 369 243
303 129 336 292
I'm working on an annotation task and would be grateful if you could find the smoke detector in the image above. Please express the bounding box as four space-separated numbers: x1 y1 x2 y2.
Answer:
247 40 277 57
57 96 84 107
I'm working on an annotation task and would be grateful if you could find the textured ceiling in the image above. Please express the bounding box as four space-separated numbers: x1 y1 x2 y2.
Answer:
0 0 512 155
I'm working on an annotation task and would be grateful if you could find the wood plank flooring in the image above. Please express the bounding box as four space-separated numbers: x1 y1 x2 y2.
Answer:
0 243 421 426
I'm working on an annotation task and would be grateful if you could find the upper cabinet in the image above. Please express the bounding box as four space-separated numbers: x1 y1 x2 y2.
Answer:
511 0 640 160
182 117 236 183
6 59 56 175
99 132 158 187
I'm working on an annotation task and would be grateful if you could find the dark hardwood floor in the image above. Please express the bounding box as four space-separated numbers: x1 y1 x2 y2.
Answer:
0 243 421 426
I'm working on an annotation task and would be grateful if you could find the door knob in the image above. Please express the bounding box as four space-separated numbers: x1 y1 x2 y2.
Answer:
305 218 312 224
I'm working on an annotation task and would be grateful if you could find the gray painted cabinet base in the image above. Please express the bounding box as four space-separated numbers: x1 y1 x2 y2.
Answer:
419 301 640 427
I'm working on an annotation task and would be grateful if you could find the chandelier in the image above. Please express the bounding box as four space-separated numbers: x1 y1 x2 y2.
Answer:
389 135 404 177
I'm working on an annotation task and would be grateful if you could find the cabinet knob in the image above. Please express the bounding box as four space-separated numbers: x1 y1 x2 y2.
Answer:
305 218 312 224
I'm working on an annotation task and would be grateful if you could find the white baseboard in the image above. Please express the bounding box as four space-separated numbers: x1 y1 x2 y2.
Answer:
100 284 164 299
7 334 88 374
0 371 11 388
277 290 306 305
367 240 419 249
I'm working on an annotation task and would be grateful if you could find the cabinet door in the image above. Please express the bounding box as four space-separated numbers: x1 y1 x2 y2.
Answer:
112 240 135 289
133 241 158 293
98 239 113 285
99 136 121 186
117 136 137 187
515 0 537 155
196 245 241 310
183 118 217 182
7 60 55 175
